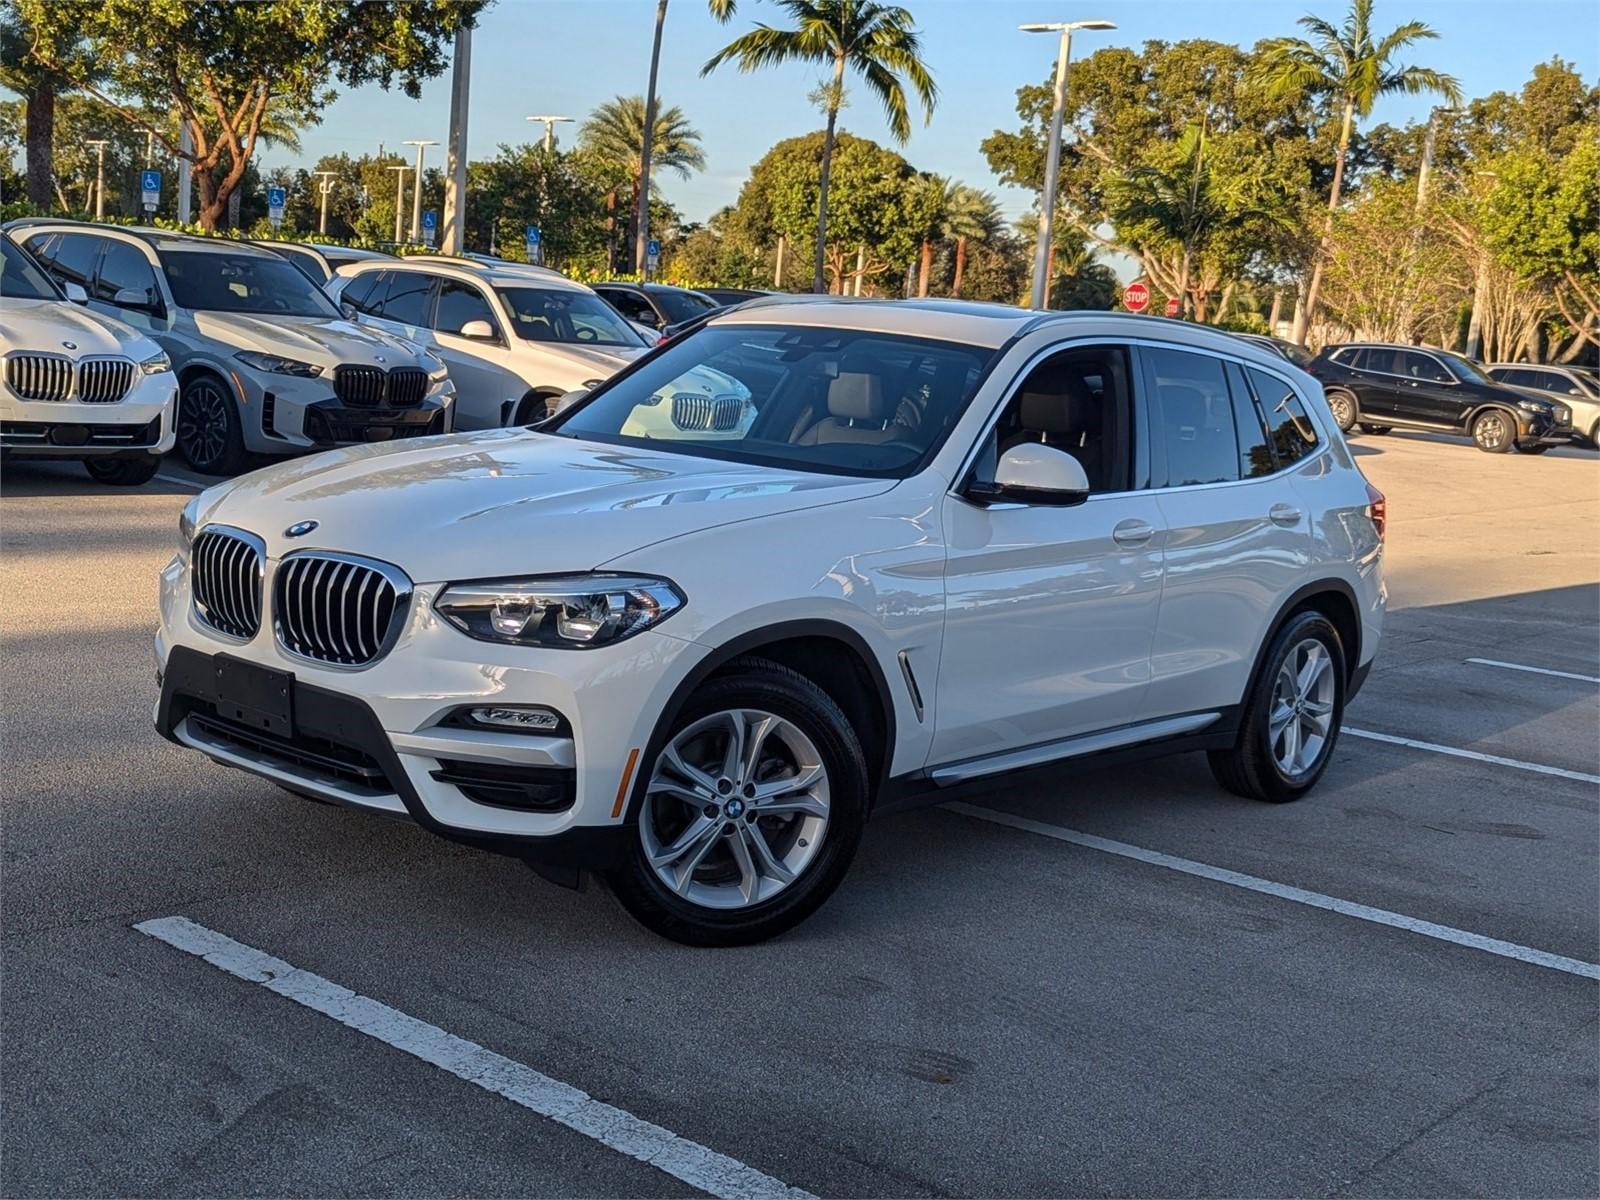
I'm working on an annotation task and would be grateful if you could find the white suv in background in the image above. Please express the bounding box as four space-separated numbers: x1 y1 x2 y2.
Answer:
327 258 648 428
155 300 1385 945
1 236 176 485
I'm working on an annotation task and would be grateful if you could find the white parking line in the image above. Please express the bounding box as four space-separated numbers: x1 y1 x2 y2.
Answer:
136 916 816 1200
1345 727 1600 785
154 471 204 492
943 804 1600 981
1465 657 1600 685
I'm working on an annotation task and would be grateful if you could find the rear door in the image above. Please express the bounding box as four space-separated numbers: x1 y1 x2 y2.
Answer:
1142 346 1316 719
1338 347 1405 420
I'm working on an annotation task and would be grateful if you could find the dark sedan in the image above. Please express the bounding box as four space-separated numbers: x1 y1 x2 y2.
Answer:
1306 342 1573 454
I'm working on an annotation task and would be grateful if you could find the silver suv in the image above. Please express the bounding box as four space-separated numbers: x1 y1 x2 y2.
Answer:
10 222 454 475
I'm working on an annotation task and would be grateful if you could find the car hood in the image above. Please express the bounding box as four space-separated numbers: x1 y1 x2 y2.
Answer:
0 298 160 359
201 428 893 581
527 341 648 373
192 312 425 368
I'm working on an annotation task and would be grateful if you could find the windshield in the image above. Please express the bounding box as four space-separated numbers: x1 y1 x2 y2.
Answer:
1 238 62 300
1438 351 1494 385
651 287 719 324
157 249 340 317
551 323 996 479
498 287 645 347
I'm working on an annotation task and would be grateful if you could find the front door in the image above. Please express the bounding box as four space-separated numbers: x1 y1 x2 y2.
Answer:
932 344 1164 766
431 280 527 428
1390 349 1464 426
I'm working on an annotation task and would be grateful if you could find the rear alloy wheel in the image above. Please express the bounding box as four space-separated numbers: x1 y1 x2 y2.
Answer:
177 375 246 475
83 454 160 486
1471 408 1516 454
1209 611 1346 803
1326 390 1358 432
608 659 867 945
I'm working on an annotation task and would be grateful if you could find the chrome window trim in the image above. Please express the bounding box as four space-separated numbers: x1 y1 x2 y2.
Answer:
190 524 266 643
271 548 414 672
946 333 1328 505
1335 344 1457 386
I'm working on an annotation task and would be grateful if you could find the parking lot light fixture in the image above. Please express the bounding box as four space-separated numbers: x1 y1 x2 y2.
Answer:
403 140 438 242
313 170 338 235
525 115 575 156
86 139 111 221
386 163 412 245
1020 19 1116 310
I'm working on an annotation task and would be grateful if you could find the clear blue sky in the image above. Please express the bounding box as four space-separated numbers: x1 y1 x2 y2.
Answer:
271 0 1598 226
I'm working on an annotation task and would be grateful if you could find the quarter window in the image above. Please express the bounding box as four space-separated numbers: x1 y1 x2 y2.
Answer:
95 241 160 309
1145 347 1239 487
1248 367 1319 464
1225 362 1276 478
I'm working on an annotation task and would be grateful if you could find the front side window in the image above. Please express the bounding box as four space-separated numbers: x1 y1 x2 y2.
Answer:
1144 347 1240 487
1396 350 1452 384
497 286 643 347
95 241 161 309
36 233 102 289
648 287 718 325
977 345 1131 495
1437 350 1493 385
157 250 340 317
552 324 995 479
435 280 498 336
339 271 383 314
276 246 329 285
1248 367 1319 464
0 238 62 300
599 287 658 326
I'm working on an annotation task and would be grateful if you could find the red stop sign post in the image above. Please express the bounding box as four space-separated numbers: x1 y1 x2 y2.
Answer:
1164 296 1181 317
1123 281 1150 313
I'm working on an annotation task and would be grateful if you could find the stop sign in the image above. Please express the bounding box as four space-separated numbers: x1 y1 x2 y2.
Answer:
1123 282 1150 312
1164 296 1181 317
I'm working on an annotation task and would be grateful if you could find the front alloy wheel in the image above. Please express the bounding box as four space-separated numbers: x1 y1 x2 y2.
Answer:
608 658 868 945
177 375 245 475
1472 408 1515 454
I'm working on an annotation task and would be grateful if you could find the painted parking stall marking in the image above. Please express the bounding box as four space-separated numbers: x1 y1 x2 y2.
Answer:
944 804 1600 981
1464 657 1600 685
136 917 817 1200
1345 726 1600 785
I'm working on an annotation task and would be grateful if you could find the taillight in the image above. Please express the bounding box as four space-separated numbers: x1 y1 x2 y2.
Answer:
1365 482 1386 541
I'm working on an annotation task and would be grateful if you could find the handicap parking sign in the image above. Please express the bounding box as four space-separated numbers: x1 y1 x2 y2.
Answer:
267 186 286 227
140 169 161 212
422 210 438 230
525 225 543 266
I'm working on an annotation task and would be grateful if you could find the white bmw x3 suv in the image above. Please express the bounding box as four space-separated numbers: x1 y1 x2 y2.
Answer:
155 300 1385 945
1 236 176 485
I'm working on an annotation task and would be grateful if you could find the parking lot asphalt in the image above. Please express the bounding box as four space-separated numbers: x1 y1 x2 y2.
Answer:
3 429 1597 1199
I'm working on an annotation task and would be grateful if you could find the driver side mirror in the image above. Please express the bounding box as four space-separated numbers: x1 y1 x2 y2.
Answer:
63 281 88 304
113 287 153 310
459 319 498 342
968 444 1091 507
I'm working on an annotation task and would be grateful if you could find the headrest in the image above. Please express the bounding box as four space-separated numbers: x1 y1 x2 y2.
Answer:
1020 367 1097 434
828 371 888 422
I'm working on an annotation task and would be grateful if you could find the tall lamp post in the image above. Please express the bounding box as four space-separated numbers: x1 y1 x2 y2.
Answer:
313 170 338 235
386 163 411 245
525 115 574 155
1021 19 1116 310
402 139 438 242
86 139 110 220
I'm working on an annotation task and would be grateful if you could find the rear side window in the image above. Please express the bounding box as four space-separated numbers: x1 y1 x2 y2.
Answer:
1330 346 1365 369
1248 367 1319 464
1144 347 1240 487
380 271 434 325
1224 362 1276 478
95 241 161 308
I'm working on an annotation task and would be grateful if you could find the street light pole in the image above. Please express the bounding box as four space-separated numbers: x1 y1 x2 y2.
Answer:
525 115 574 155
402 139 438 242
313 170 338 235
443 24 473 257
387 163 411 245
86 140 110 220
1020 19 1116 310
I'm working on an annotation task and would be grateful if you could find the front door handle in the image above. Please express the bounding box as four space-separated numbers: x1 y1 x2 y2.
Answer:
1112 519 1155 547
1269 503 1303 526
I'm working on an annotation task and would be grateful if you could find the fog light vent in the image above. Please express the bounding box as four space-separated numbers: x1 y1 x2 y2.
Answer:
465 706 564 733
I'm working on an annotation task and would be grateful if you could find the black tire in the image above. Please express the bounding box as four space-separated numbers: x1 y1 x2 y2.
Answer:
1471 408 1516 454
83 454 160 486
1516 443 1552 455
177 373 247 475
1208 610 1347 804
607 657 869 946
513 391 558 426
1325 390 1358 433
1358 423 1391 435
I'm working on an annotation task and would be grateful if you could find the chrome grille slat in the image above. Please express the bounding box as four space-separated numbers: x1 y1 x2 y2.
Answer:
78 358 137 403
6 354 72 402
191 528 264 640
273 551 408 668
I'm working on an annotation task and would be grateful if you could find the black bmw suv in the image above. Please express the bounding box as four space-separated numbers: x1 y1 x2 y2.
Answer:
1307 343 1573 454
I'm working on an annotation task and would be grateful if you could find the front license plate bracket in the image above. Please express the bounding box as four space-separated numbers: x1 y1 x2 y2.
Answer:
211 654 294 738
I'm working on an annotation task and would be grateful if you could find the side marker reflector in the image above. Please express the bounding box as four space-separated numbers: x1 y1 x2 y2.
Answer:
612 747 641 819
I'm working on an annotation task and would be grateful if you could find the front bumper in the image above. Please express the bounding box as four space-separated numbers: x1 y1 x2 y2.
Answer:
0 374 177 458
154 549 701 858
1515 412 1573 446
234 368 454 452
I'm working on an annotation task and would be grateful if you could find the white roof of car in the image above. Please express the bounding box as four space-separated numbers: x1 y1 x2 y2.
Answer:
708 297 1290 358
337 255 592 293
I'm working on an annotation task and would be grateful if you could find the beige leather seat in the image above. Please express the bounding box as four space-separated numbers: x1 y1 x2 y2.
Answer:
799 369 906 446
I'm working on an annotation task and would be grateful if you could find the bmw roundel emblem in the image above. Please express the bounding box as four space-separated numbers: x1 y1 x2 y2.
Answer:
284 520 319 538
61 340 77 350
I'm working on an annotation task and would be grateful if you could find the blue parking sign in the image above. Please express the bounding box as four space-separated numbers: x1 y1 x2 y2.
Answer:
647 239 661 258
525 226 541 246
141 169 161 194
267 187 286 209
422 209 438 231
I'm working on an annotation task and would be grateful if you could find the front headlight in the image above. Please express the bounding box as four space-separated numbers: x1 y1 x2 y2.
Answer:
234 351 323 378
139 351 172 376
423 353 448 382
177 495 200 559
434 574 684 649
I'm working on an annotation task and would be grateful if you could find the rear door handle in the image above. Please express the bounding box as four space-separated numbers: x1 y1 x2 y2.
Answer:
1112 519 1155 547
1269 503 1303 526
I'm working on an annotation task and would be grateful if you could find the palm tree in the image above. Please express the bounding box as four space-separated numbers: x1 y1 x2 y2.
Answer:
942 184 1001 297
704 0 937 292
633 0 740 273
581 95 705 268
1255 0 1459 342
